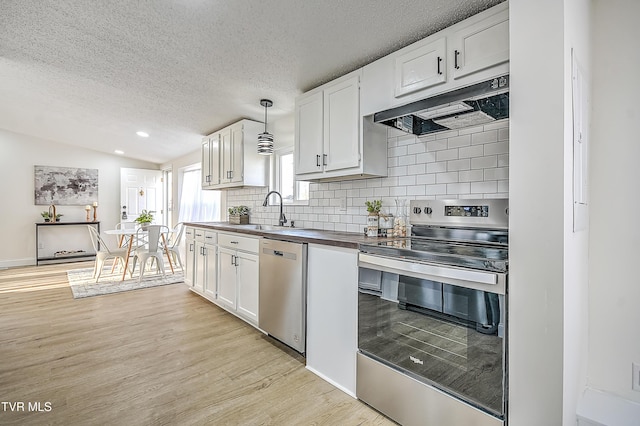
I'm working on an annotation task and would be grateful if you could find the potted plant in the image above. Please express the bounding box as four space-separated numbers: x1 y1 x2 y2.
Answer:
228 205 250 224
365 200 382 237
134 210 155 227
41 211 63 222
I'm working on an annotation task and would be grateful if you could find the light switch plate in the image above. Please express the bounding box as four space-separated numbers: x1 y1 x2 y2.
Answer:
339 197 347 212
633 363 640 391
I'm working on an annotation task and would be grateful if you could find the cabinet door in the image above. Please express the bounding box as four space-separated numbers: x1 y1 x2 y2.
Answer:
236 251 259 324
184 236 196 287
194 242 206 293
217 247 237 310
394 37 447 97
323 76 360 172
201 139 211 188
230 124 243 185
220 128 233 184
203 244 217 300
295 91 324 175
451 8 509 79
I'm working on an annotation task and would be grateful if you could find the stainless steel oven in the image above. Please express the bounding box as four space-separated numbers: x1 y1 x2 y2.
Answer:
357 198 508 426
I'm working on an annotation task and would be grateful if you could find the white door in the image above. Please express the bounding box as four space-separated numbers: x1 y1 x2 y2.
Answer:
295 91 324 175
323 76 360 172
236 251 259 324
217 247 237 310
121 168 163 224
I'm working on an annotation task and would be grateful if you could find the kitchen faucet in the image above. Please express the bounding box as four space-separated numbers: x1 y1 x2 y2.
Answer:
263 191 287 226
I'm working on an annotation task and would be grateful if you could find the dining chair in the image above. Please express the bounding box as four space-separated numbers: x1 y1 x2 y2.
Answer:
87 226 130 282
163 222 185 270
130 225 168 282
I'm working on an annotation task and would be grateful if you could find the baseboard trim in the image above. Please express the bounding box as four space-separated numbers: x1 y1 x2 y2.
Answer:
577 388 640 426
305 365 356 399
0 258 35 269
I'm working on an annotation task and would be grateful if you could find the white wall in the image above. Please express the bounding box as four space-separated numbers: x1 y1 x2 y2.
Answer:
563 0 591 424
589 0 640 407
509 1 566 425
0 128 157 267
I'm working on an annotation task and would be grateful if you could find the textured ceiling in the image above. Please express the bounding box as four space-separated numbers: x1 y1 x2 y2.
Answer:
0 0 504 164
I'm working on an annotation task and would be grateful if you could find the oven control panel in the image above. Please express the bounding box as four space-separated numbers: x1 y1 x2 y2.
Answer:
410 198 509 229
444 205 489 217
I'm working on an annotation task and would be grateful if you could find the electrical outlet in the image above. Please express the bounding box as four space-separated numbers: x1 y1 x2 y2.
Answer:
633 363 640 391
339 197 347 212
38 242 44 249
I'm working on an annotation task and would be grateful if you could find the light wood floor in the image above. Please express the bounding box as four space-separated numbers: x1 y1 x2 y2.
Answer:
0 262 395 426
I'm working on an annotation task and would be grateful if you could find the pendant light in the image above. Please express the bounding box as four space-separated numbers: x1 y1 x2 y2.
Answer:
257 99 274 155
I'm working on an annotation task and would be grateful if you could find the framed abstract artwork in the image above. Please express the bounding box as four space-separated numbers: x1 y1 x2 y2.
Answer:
34 165 99 205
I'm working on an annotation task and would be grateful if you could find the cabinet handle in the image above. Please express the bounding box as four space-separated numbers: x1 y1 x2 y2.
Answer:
454 50 460 69
437 56 442 75
230 241 238 244
189 243 194 252
229 170 233 179
323 154 327 166
316 154 321 167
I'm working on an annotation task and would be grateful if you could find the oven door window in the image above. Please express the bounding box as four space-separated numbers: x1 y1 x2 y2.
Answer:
358 266 505 417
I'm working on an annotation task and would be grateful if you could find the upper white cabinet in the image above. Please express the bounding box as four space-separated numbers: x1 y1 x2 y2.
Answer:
450 6 509 79
361 2 509 116
394 37 447 97
201 133 220 188
295 70 387 182
202 119 268 190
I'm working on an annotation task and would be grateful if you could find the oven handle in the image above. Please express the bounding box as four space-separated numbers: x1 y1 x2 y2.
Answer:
358 253 506 295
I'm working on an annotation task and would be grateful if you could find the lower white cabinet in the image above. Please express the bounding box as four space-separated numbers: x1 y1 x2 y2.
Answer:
306 243 358 396
185 228 217 296
216 232 260 325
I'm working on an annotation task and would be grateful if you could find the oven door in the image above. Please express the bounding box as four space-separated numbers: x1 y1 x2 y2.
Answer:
358 253 507 419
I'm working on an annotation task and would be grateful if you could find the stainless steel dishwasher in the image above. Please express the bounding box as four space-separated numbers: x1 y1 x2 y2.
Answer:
259 238 307 354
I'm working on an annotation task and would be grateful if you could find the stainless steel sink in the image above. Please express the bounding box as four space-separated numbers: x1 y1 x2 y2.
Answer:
238 224 304 231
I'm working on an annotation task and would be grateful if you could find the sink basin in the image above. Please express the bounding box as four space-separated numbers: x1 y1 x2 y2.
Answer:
238 224 304 231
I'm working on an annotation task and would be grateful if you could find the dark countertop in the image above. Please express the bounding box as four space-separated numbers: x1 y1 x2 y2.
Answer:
184 222 390 249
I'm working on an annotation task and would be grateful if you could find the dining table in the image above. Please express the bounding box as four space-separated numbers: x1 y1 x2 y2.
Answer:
104 228 174 281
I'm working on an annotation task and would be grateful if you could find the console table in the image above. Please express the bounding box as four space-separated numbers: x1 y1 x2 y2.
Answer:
35 221 100 265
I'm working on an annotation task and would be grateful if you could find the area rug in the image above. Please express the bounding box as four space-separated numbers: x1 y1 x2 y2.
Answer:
66 268 184 299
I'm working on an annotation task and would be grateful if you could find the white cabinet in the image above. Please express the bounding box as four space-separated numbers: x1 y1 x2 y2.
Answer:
394 37 447 97
202 119 268 189
450 7 509 80
306 244 359 397
361 2 509 115
184 226 196 287
216 232 260 325
201 133 220 188
295 70 387 182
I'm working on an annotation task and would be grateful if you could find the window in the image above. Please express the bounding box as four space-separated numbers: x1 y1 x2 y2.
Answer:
273 147 309 204
178 165 221 222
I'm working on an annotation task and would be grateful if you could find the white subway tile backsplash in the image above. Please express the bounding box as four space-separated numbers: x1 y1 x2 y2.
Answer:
447 158 470 172
471 130 498 145
459 169 484 182
447 183 470 194
427 161 447 174
407 163 426 175
436 172 459 184
436 149 459 162
226 123 509 232
484 141 509 156
471 155 498 169
448 134 471 149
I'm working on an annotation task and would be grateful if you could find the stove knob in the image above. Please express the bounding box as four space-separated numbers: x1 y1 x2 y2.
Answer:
424 207 433 215
413 207 422 214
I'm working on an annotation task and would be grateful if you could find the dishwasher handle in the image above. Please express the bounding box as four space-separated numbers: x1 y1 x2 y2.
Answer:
262 247 297 260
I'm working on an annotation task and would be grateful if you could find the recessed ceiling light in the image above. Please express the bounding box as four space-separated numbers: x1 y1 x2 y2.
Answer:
136 131 149 137
114 150 124 155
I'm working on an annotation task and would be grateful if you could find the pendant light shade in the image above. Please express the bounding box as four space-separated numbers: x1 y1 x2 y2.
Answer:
258 99 274 155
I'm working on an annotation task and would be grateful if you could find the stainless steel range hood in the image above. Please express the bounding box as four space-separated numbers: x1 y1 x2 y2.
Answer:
374 75 509 136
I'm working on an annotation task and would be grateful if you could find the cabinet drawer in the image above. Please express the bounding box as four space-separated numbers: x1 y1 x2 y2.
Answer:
204 230 217 245
218 233 259 253
194 228 206 242
185 227 196 240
